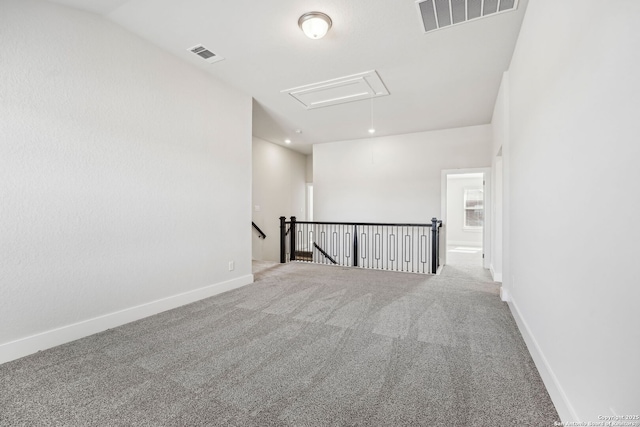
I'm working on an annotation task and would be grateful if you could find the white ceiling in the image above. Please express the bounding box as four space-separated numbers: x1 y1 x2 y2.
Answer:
49 0 528 154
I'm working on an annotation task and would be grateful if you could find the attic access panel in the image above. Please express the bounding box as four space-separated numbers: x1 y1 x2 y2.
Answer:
282 70 389 110
417 0 518 33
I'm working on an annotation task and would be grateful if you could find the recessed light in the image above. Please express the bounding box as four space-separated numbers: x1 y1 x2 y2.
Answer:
368 128 376 134
285 139 292 144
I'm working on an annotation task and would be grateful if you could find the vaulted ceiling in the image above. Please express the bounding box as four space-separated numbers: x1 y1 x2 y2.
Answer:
48 0 528 153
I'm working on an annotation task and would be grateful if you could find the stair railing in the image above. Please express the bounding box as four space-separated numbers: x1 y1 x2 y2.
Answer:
252 221 266 239
279 216 442 274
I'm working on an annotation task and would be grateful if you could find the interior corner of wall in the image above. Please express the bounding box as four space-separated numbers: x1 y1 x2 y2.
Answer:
491 265 503 283
499 285 508 301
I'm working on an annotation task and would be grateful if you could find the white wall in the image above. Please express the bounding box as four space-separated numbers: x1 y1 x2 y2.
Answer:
314 126 492 223
252 137 306 262
446 176 484 246
490 155 503 282
306 154 314 221
305 154 313 183
491 74 508 283
499 0 640 421
0 0 252 363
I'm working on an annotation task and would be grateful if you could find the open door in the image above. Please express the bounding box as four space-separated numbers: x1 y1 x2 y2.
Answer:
441 168 491 269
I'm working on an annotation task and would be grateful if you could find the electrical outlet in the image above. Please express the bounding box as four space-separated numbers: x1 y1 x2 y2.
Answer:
228 261 234 271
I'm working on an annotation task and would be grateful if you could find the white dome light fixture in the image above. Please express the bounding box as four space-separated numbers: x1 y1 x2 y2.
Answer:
298 12 332 39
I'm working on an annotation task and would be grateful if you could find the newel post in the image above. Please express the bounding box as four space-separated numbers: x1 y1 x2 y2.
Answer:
290 216 297 261
279 216 286 263
431 217 439 273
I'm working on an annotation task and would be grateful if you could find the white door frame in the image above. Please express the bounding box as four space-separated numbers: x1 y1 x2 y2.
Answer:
441 168 492 269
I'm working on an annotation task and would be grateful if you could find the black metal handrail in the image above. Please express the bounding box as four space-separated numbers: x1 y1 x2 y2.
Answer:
294 220 434 227
279 216 442 274
252 221 266 239
314 242 338 264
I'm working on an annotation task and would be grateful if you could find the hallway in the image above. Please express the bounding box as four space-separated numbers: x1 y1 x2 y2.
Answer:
443 245 490 282
446 245 483 266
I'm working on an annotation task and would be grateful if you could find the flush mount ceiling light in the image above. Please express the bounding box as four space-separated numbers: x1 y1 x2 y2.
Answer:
298 12 332 39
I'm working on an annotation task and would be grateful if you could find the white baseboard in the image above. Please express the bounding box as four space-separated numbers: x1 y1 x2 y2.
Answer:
507 296 578 423
0 274 254 365
490 264 503 282
499 287 509 301
446 240 483 247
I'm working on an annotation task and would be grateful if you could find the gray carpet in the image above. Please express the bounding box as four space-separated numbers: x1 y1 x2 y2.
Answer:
443 245 488 283
0 262 559 426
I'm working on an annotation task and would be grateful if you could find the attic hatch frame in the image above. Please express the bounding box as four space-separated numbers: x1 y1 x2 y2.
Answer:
281 70 389 111
415 0 519 34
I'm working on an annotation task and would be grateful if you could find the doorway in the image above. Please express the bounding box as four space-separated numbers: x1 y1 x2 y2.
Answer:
441 170 490 269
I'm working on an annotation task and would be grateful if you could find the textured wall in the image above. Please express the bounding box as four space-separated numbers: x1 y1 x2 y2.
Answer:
314 126 492 223
490 74 508 282
252 137 307 262
306 154 313 184
0 0 252 355
501 0 640 420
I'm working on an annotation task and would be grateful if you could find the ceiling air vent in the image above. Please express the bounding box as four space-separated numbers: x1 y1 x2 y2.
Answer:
187 44 224 64
416 0 518 33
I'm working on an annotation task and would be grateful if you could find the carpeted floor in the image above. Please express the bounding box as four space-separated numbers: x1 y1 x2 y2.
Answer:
0 262 559 426
443 245 491 283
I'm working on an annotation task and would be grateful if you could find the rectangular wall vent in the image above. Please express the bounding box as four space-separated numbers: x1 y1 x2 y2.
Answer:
282 70 389 110
187 44 224 64
416 0 518 33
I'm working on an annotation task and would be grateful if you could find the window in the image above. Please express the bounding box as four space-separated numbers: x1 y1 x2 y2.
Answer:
464 188 483 229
